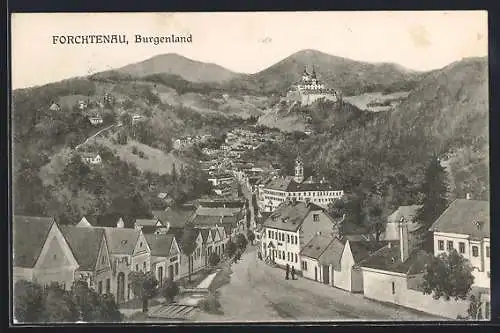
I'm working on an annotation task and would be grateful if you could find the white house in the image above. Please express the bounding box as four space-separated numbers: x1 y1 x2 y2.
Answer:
260 157 344 212
81 153 102 165
300 234 343 284
261 200 340 272
207 172 234 187
429 199 490 290
88 115 103 125
13 216 79 290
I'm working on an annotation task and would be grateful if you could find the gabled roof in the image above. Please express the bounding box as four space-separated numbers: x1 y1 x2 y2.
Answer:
264 176 294 191
263 201 325 232
429 199 489 240
387 205 423 224
98 227 140 255
359 245 433 275
76 216 94 228
318 238 345 268
13 216 55 268
300 235 334 259
198 229 213 244
167 227 200 252
60 226 105 271
135 219 161 227
153 207 195 229
144 234 175 257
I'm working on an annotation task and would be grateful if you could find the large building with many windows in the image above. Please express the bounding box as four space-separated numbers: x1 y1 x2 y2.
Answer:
258 156 344 212
260 200 340 272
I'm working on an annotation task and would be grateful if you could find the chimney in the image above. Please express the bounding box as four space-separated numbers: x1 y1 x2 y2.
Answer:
399 217 410 262
466 193 472 200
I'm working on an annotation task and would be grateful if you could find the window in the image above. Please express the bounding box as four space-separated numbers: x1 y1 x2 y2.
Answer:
459 242 465 254
313 214 320 222
136 264 139 271
287 234 290 243
268 230 271 238
447 241 453 251
486 246 490 258
283 251 285 259
438 240 444 250
106 279 110 294
391 282 395 295
98 281 103 294
140 242 143 247
472 246 479 257
278 251 281 259
302 261 308 271
287 252 290 261
143 262 147 271
295 253 298 263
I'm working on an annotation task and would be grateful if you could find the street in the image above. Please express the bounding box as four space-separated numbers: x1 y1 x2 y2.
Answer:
192 246 444 322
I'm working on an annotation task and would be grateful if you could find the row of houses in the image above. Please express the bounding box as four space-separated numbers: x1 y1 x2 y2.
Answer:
13 200 247 304
258 198 490 319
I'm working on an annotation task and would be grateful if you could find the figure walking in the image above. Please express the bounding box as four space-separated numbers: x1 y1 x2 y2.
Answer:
291 266 296 280
285 264 290 280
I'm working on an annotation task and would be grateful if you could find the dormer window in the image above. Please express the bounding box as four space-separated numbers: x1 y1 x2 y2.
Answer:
474 221 484 230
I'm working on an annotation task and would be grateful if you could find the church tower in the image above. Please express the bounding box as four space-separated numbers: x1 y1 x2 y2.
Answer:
294 155 304 183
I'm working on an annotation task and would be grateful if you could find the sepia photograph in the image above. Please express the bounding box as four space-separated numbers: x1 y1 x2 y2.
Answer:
10 11 489 323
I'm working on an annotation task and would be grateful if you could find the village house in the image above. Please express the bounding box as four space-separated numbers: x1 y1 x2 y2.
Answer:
49 102 61 111
80 152 102 165
382 205 422 242
59 226 113 295
169 228 205 279
300 234 344 285
76 220 151 304
198 228 216 266
428 198 490 318
78 100 88 110
429 199 490 289
207 172 234 187
143 234 181 286
261 200 340 272
134 217 169 235
153 206 196 232
88 115 104 125
13 216 79 290
260 157 344 212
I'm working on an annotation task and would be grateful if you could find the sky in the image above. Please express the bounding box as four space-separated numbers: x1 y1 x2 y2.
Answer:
11 11 488 89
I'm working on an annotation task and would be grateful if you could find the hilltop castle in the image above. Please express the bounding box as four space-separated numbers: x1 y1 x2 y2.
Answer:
286 66 340 106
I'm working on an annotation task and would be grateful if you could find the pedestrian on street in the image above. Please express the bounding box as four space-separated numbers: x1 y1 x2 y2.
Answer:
285 264 290 280
291 266 296 280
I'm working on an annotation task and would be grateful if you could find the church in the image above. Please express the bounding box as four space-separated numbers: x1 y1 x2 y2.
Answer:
258 156 344 212
286 66 340 106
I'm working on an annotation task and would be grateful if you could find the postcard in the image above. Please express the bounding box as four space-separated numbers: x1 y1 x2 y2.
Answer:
10 11 490 324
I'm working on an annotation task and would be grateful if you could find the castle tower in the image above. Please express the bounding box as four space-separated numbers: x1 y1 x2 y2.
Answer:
294 155 304 183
